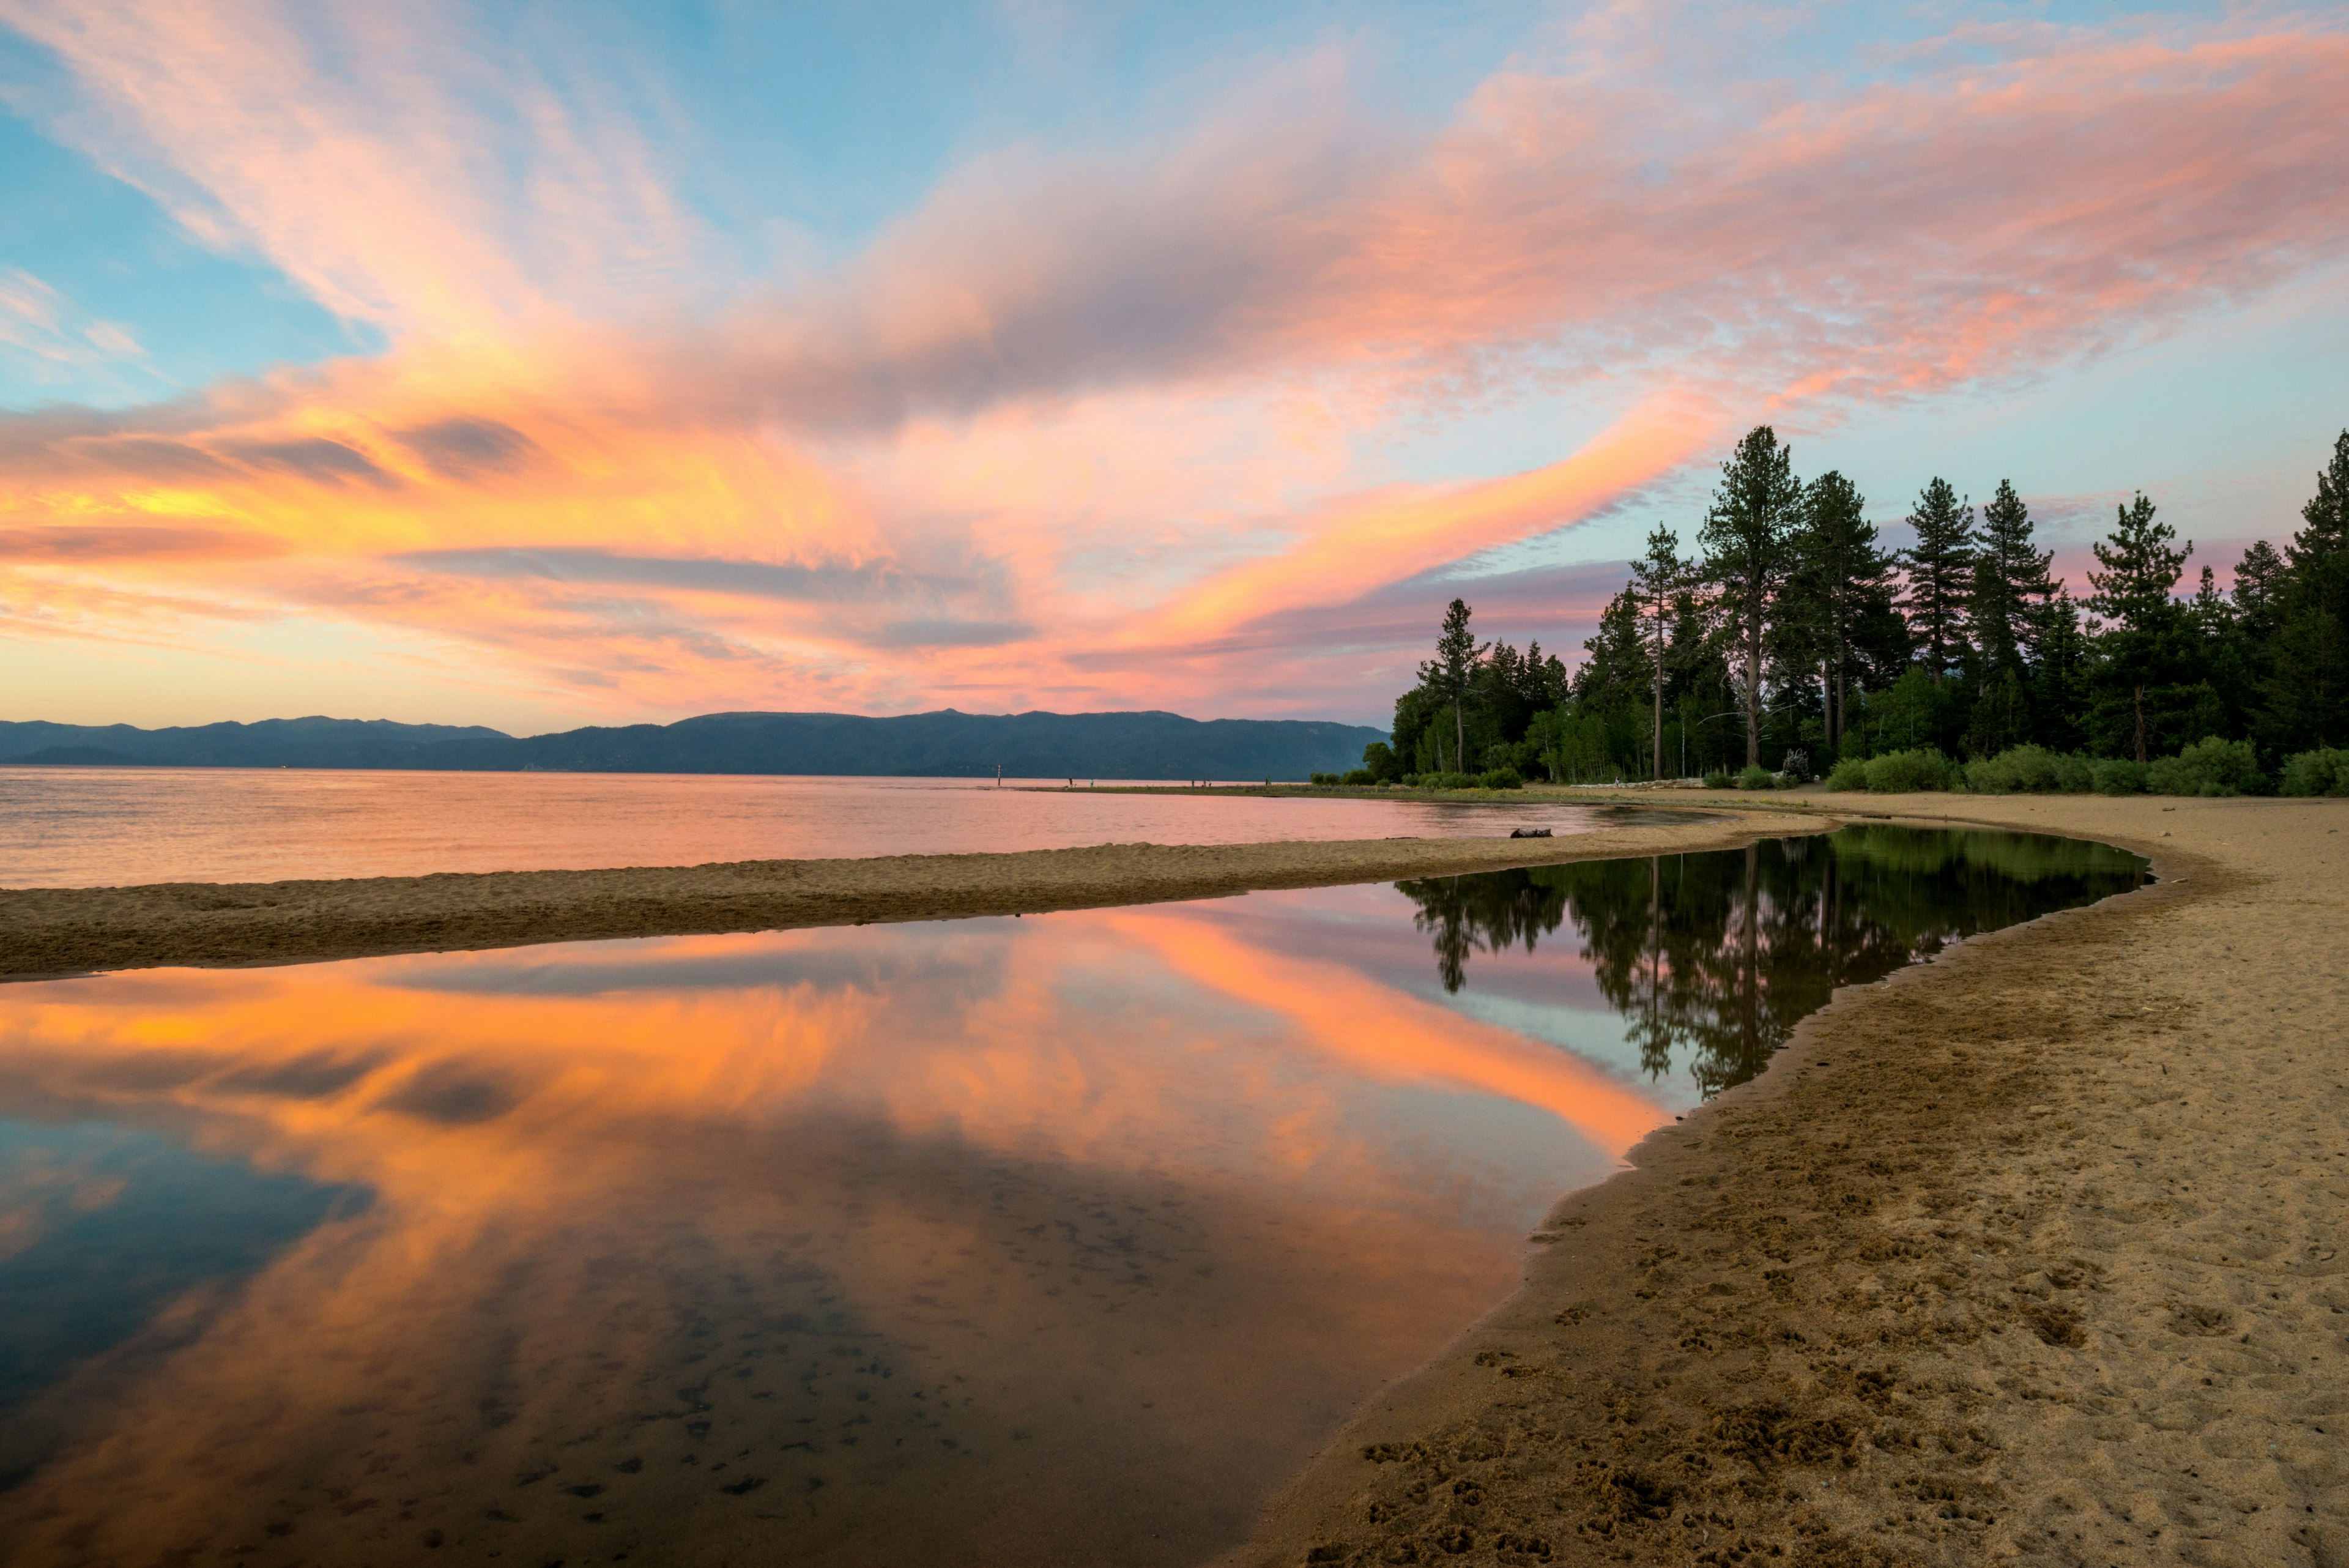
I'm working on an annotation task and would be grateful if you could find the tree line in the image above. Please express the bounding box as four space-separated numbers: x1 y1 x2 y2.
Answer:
1363 426 2349 789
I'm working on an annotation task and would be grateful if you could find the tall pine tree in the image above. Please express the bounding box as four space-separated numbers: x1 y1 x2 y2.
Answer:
1785 470 1905 754
2267 430 2349 749
1971 480 2053 673
2231 540 2290 647
1965 478 2054 752
1701 426 1802 768
2085 494 2191 764
1419 598 1487 774
1899 477 1976 685
1627 525 1689 779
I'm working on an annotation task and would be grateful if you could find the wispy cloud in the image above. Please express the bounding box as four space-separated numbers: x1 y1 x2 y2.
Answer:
1 0 707 335
4 4 2347 720
0 267 152 387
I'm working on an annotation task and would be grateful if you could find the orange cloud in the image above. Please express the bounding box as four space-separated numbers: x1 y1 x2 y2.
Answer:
4 12 2348 720
1126 390 1719 652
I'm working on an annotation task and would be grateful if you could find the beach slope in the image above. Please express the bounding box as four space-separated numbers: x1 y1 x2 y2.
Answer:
1232 793 2347 1568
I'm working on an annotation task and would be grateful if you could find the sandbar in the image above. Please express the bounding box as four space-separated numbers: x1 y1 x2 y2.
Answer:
0 809 1776 983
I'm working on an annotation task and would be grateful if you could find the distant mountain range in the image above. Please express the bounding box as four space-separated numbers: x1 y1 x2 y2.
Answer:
0 711 1387 781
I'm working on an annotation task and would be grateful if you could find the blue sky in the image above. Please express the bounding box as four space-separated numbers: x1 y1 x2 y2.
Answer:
1 1 2343 730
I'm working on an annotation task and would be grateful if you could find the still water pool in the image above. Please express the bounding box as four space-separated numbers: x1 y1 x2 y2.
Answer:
0 828 2144 1566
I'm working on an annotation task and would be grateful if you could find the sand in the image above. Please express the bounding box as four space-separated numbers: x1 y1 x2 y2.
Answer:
1231 791 2349 1568
0 810 1778 982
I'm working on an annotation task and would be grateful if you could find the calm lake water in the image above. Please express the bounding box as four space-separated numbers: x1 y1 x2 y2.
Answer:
0 768 1646 888
0 828 2145 1566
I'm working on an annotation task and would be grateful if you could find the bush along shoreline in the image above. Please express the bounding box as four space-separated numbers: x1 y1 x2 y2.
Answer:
1353 425 2349 797
1812 737 2348 797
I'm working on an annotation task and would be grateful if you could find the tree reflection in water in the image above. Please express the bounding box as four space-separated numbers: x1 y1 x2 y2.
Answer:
1398 827 2147 1098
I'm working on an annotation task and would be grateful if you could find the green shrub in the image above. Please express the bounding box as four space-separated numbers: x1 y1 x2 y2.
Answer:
1702 770 1734 790
2280 747 2349 797
2145 737 2265 797
1307 771 1337 786
1824 757 1869 792
1341 768 1375 786
1965 745 2095 795
2091 758 2146 795
1360 740 1403 783
1477 767 1525 790
1420 770 1479 790
1862 748 1951 792
1735 764 1776 790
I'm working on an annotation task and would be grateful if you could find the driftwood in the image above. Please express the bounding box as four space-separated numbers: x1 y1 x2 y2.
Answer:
1508 826 1553 838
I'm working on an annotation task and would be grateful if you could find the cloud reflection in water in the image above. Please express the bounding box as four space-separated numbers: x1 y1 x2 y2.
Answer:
0 885 1653 1566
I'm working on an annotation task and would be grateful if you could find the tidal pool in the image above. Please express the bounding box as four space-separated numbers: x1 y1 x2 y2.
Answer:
0 828 2143 1566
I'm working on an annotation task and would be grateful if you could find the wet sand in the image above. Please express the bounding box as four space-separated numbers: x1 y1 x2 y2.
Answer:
0 810 1769 982
1233 792 2348 1568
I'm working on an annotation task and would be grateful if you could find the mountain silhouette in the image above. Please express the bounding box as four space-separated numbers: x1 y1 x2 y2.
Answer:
0 710 1384 781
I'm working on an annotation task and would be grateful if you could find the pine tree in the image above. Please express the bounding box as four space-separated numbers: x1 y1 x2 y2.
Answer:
1971 480 2052 677
1575 587 1649 713
1785 470 1902 754
2085 494 2191 764
2029 589 2090 751
1627 525 1688 779
1700 426 1802 768
1963 479 2054 754
2231 540 2290 646
1419 598 1486 774
2268 431 2349 749
1899 477 1976 685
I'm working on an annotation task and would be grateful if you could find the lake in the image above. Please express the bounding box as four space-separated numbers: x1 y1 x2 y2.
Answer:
0 768 1644 888
0 828 2146 1565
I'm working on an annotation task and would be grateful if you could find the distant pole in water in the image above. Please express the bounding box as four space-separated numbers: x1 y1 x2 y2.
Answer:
996 763 1002 788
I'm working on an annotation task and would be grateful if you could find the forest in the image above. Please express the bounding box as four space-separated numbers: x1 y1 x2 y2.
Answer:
1362 426 2349 793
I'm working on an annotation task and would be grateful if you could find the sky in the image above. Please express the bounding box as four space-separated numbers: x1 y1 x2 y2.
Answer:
2 0 2346 735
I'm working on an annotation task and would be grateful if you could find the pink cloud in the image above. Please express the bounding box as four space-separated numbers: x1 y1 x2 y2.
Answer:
4 10 2347 719
1 0 703 335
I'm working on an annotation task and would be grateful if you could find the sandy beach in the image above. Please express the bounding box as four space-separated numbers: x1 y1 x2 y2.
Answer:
1233 792 2348 1568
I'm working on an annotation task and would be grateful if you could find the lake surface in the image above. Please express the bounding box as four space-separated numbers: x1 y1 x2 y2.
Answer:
0 828 2145 1566
0 768 1647 888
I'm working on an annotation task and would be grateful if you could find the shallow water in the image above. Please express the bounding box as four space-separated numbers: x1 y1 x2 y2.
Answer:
0 768 1646 888
0 828 2144 1565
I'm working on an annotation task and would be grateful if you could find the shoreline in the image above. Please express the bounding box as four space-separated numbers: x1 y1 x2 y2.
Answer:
8 792 2339 1563
0 808 1787 983
1231 792 2348 1567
